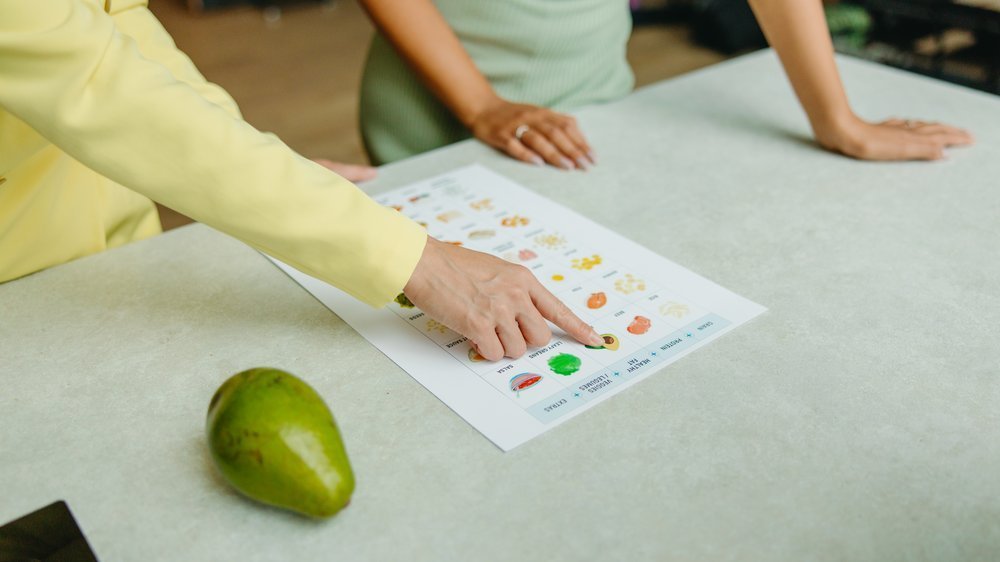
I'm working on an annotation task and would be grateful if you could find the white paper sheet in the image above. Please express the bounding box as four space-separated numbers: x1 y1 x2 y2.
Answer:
269 165 766 450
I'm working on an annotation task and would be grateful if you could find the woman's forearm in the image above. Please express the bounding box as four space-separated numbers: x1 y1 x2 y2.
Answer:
359 0 499 126
747 0 854 133
747 0 973 160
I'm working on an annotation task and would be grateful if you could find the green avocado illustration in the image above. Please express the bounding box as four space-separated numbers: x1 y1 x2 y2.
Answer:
585 334 620 351
206 368 355 518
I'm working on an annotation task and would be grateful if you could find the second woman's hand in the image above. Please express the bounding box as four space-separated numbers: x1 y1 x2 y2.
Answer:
468 98 595 171
815 114 974 161
313 159 379 182
403 237 604 361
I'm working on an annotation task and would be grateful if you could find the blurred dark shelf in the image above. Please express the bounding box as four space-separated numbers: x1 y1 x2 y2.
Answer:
849 0 1000 94
631 0 1000 94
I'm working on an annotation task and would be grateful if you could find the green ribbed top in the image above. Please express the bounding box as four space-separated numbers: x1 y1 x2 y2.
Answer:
360 0 634 164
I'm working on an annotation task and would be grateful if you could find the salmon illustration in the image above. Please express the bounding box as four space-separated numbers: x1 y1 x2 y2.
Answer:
587 292 607 309
627 316 651 335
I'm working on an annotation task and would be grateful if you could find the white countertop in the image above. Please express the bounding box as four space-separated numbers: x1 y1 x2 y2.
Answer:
3 50 999 560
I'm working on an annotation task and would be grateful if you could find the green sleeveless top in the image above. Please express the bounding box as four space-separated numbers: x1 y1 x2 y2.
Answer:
360 1 634 165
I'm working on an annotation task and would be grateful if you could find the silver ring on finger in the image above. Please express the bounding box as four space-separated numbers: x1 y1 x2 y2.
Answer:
514 124 531 141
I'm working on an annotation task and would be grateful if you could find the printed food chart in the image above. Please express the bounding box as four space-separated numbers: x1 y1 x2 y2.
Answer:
269 165 765 451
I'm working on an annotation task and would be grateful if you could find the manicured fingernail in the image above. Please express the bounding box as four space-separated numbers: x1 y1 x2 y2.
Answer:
587 150 597 164
588 327 603 346
559 157 574 170
530 155 545 166
574 157 590 171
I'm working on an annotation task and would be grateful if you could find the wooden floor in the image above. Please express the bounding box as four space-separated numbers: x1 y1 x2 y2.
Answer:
149 0 727 230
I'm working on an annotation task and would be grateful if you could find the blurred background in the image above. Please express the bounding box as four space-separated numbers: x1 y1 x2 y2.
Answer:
151 0 1000 230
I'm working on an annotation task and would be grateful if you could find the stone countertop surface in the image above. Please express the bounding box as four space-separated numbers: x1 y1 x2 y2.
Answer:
3 51 999 560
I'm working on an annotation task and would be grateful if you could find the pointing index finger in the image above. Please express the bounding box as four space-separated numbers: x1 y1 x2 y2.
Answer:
530 284 603 347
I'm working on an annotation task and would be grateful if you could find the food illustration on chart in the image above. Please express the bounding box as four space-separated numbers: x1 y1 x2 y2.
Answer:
510 373 543 396
267 165 766 451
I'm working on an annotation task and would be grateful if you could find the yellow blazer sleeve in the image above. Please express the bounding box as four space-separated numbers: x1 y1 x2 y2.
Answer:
108 1 241 119
0 0 426 306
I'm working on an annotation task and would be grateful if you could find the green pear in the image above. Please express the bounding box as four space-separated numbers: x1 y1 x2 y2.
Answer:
206 368 355 518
